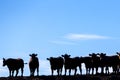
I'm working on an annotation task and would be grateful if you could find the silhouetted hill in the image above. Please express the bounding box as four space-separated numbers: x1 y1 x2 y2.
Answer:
0 75 120 80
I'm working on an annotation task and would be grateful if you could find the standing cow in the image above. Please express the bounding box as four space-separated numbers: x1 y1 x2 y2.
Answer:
47 56 64 76
89 53 100 75
62 54 78 75
3 58 24 77
29 53 39 76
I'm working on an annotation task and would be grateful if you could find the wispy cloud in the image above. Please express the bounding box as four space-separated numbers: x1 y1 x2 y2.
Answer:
51 40 76 45
51 33 110 45
65 33 110 40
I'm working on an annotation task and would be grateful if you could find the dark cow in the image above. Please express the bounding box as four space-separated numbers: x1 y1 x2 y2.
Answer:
97 53 109 74
89 53 100 75
3 58 24 77
61 54 78 75
116 52 120 72
76 56 84 75
47 56 64 76
29 53 39 76
82 56 92 75
98 53 119 74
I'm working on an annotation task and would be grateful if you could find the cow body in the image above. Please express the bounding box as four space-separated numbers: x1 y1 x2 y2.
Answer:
62 54 78 75
89 53 100 75
98 53 119 74
47 57 64 76
3 58 24 77
29 53 39 76
82 56 92 75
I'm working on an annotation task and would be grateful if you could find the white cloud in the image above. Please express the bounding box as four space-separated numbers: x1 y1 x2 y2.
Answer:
65 33 110 40
51 40 76 45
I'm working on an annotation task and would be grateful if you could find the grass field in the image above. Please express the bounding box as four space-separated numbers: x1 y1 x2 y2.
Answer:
0 74 120 80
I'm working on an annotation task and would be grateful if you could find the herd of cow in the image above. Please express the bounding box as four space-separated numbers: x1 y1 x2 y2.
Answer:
2 52 120 77
47 52 120 76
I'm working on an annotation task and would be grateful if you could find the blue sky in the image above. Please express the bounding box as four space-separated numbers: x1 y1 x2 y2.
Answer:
0 0 120 77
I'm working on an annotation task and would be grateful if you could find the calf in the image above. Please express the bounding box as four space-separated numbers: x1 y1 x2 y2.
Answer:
3 58 24 77
29 53 39 76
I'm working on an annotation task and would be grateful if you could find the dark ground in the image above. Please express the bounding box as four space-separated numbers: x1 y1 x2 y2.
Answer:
0 75 120 80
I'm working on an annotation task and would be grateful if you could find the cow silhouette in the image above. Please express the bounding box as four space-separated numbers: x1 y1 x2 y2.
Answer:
47 56 64 76
98 53 119 74
29 53 39 76
3 58 24 77
89 53 100 75
62 54 79 75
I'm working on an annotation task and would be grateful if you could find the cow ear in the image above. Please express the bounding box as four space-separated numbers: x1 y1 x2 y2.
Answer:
89 54 91 56
29 54 32 56
97 53 99 55
61 55 64 57
3 58 5 61
116 52 119 55
47 58 49 60
104 53 106 56
69 55 71 57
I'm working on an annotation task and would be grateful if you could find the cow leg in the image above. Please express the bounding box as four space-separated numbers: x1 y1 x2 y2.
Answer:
117 65 119 73
86 68 88 75
51 69 53 76
105 66 108 74
12 70 14 77
92 67 94 75
30 69 34 76
57 69 59 76
101 66 104 74
37 67 39 76
69 69 71 76
32 69 35 76
88 67 91 75
79 66 82 75
21 68 23 76
15 70 19 77
96 67 98 74
64 69 67 76
9 70 11 77
74 68 77 75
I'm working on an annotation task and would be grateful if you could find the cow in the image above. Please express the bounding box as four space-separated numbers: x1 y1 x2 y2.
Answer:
61 54 78 75
98 53 119 74
82 56 92 75
3 58 24 77
116 52 120 72
47 56 64 76
76 56 84 75
29 53 39 76
89 53 101 75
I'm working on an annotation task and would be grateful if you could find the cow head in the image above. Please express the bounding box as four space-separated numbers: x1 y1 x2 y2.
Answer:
29 53 38 58
47 57 53 60
89 53 97 57
61 54 71 58
98 53 106 58
3 58 6 66
116 52 120 56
